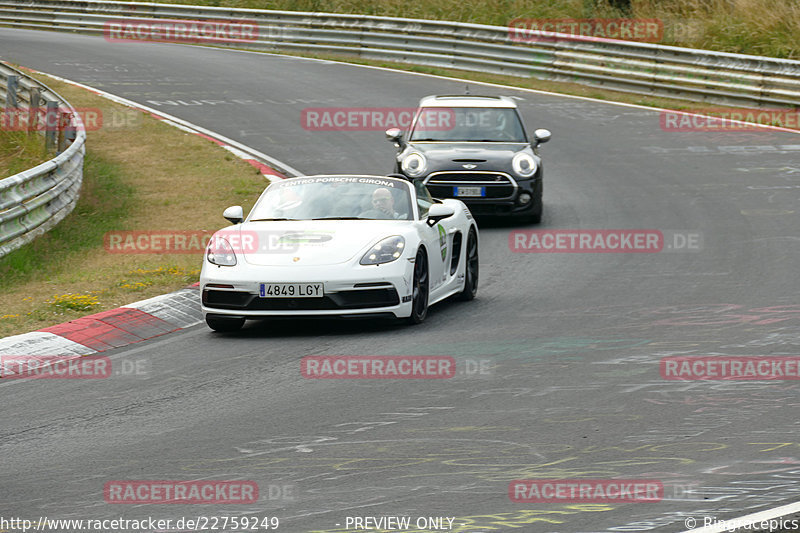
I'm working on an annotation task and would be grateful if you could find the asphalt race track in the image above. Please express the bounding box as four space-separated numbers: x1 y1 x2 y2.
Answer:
2 28 800 532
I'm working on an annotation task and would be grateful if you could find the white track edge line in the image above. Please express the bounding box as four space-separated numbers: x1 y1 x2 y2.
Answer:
30 68 305 177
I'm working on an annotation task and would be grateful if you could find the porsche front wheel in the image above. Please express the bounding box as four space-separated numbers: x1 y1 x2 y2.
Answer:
458 227 479 301
407 249 429 324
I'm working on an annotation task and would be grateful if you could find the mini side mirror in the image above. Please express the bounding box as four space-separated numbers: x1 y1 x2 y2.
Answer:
533 128 552 144
385 128 402 142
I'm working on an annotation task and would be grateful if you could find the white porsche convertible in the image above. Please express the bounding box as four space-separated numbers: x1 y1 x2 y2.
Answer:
200 175 479 332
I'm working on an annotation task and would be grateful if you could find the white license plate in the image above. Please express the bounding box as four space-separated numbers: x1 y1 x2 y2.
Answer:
259 283 323 298
454 186 485 197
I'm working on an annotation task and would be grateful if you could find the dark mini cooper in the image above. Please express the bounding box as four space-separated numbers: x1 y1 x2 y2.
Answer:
386 95 551 223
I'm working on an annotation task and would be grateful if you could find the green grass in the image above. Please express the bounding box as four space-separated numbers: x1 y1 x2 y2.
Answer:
0 151 135 290
0 130 49 178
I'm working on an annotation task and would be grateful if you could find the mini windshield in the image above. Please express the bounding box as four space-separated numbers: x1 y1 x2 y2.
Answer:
249 176 413 221
410 107 527 142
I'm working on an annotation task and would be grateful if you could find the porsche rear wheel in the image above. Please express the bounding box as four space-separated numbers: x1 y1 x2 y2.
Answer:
206 315 245 332
407 249 429 324
458 227 479 301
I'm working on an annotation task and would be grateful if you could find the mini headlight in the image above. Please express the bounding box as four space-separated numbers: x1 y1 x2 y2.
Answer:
512 152 537 177
401 152 427 177
206 236 237 266
360 236 406 266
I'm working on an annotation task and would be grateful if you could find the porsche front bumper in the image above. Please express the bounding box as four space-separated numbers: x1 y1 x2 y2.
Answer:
200 260 415 319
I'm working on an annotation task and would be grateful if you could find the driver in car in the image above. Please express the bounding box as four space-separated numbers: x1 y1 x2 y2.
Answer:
360 188 403 219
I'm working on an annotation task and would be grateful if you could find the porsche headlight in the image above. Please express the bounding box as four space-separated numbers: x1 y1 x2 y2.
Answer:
401 152 427 177
206 237 237 266
360 236 406 266
512 152 537 177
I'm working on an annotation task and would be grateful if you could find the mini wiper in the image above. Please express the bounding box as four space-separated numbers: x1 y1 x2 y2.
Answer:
249 217 301 221
410 138 440 142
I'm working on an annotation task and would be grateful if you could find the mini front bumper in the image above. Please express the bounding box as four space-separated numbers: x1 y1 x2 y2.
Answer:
425 176 542 216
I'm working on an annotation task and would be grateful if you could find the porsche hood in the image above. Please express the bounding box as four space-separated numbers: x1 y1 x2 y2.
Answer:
211 221 406 267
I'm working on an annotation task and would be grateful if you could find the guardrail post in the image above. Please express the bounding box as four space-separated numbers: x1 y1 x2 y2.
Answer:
3 74 19 132
57 110 71 153
5 75 18 107
28 87 41 134
44 100 58 151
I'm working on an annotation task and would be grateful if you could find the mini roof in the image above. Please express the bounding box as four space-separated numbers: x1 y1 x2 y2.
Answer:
417 95 518 108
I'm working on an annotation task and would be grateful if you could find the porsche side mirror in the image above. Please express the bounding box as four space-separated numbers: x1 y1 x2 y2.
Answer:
223 205 244 224
533 128 552 145
427 203 455 227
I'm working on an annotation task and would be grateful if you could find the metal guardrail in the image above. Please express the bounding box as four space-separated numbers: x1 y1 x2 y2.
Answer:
0 61 85 259
1 0 800 108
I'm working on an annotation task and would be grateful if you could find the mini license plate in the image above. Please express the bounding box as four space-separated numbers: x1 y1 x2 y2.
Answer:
259 283 323 298
454 186 485 197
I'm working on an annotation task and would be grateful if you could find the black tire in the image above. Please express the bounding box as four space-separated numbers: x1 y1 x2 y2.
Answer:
529 197 543 224
407 249 429 324
206 315 245 332
458 227 479 301
517 203 542 225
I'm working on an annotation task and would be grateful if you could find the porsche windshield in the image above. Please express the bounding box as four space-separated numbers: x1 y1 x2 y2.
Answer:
249 177 413 221
409 107 527 142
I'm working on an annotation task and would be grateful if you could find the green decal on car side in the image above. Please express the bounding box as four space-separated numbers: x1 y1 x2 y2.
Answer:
438 224 447 261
